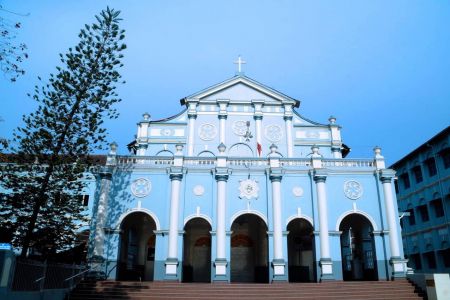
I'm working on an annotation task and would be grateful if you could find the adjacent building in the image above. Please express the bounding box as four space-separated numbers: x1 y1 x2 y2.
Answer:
391 126 450 274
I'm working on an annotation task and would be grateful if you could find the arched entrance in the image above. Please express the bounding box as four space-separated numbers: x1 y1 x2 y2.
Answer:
182 218 212 282
118 212 156 281
230 214 268 283
287 218 315 282
339 214 378 281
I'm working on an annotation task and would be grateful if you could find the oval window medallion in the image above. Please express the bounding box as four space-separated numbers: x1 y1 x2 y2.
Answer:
239 179 259 200
265 124 283 142
199 123 217 141
131 178 152 198
292 186 304 197
344 180 363 200
193 185 205 196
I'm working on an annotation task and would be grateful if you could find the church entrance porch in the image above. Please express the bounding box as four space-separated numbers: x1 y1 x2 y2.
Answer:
287 218 315 282
339 214 378 281
182 218 212 282
230 214 269 283
117 212 156 281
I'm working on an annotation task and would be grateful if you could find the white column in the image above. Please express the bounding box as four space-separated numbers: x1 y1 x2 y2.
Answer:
284 116 293 158
219 116 226 145
92 143 117 260
166 172 183 275
381 176 400 257
92 170 112 258
315 176 330 259
187 115 196 156
314 172 333 279
255 116 262 149
269 172 285 280
270 174 283 260
214 171 228 277
216 177 227 259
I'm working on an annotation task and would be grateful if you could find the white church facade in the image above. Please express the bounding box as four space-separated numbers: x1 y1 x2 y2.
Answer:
88 69 408 283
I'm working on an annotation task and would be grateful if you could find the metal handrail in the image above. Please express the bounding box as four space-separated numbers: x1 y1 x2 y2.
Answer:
63 266 95 282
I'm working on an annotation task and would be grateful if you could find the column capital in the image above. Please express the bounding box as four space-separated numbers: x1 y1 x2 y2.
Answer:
187 113 197 119
283 115 293 121
218 113 227 120
215 167 229 181
269 168 283 182
98 166 113 179
379 169 396 183
254 115 263 120
169 166 184 181
331 145 341 152
313 170 328 183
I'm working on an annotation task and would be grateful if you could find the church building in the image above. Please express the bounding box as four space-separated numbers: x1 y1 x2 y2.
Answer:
89 62 408 283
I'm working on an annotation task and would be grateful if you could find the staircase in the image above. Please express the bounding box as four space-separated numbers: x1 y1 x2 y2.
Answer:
67 280 425 300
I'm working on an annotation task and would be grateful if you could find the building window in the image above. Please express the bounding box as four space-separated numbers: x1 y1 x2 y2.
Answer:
439 249 450 268
412 166 423 183
406 208 416 226
430 198 444 218
441 148 450 169
417 205 429 222
424 251 437 269
400 173 410 189
424 157 437 177
409 253 422 270
78 195 90 207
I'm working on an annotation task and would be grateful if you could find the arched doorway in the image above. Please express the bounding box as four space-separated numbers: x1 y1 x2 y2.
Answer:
230 214 268 283
339 214 378 281
182 218 212 282
118 212 156 281
287 218 315 282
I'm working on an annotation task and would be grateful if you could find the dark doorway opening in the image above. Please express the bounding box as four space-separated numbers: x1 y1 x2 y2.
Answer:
230 214 268 283
339 214 378 281
118 212 156 281
182 218 212 282
287 218 315 282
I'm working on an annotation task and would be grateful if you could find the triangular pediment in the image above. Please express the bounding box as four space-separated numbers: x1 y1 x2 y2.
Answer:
184 75 299 106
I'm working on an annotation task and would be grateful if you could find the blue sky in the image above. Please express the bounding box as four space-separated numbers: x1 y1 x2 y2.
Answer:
1 0 449 164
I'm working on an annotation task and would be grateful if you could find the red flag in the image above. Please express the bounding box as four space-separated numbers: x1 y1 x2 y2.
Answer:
257 143 262 157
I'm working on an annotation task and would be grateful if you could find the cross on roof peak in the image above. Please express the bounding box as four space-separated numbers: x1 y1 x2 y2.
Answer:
234 55 246 74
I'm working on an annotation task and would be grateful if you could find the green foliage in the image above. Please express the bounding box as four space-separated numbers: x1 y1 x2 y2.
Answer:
0 6 28 82
0 7 126 257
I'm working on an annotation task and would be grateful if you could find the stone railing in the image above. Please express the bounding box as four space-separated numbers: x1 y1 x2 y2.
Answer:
116 156 174 167
228 158 269 167
322 158 374 168
184 157 216 167
115 156 375 169
279 158 311 167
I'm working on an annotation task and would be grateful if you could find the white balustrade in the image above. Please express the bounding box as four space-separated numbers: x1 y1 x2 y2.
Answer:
115 156 375 169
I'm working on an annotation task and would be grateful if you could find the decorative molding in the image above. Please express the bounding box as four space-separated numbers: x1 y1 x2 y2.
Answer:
230 210 267 227
193 185 205 196
115 208 161 230
239 179 259 200
198 123 217 141
264 124 283 142
131 178 151 198
286 215 314 227
292 186 304 197
183 214 213 227
335 210 378 231
343 180 363 200
232 120 248 136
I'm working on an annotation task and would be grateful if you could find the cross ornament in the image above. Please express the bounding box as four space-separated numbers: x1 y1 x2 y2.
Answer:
234 55 246 73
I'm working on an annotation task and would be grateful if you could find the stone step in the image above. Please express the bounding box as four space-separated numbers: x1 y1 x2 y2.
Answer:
67 281 424 300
